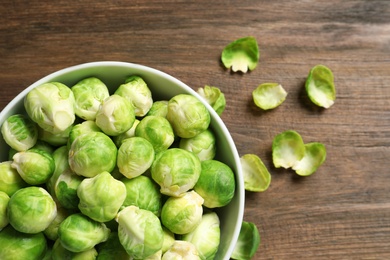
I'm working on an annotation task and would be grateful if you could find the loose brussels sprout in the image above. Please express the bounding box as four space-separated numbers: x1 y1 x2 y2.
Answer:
24 82 75 134
162 226 175 254
52 239 98 260
121 175 162 216
68 131 117 177
182 212 220 260
240 154 271 192
113 119 140 148
44 206 69 241
58 213 110 253
305 64 336 108
38 124 72 146
151 148 201 197
46 145 70 197
272 130 305 169
115 75 153 117
0 225 47 260
252 83 288 110
197 85 226 116
179 129 216 161
1 114 38 152
221 36 259 73
166 94 211 138
54 168 83 210
67 120 102 149
231 221 260 260
0 191 10 230
7 186 57 234
77 171 126 222
161 190 204 235
116 205 164 259
292 142 327 176
0 161 27 196
11 148 55 185
71 77 110 120
96 232 130 260
117 137 155 179
162 240 201 260
147 100 169 117
135 115 175 153
194 160 235 208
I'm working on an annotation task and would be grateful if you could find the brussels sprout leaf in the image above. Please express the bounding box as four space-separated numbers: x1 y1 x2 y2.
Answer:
272 130 305 169
292 142 327 176
240 154 271 192
231 221 260 260
305 64 336 108
252 83 287 110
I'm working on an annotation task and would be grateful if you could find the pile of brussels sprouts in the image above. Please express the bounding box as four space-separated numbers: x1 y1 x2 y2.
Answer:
0 76 237 259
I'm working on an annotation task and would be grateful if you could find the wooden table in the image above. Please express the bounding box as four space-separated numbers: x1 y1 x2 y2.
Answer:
1 1 389 259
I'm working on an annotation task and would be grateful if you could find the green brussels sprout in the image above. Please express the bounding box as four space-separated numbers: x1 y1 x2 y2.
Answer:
46 145 70 197
7 186 57 234
24 82 76 134
52 239 98 260
240 154 271 192
117 137 155 179
68 131 117 177
38 124 72 146
0 225 47 260
95 94 136 136
162 226 175 254
113 119 140 148
77 171 126 222
252 83 288 110
182 212 220 260
221 36 259 73
116 205 164 259
0 161 27 196
43 206 69 241
167 94 211 138
162 240 201 260
231 221 260 260
197 85 226 116
147 100 168 118
194 160 235 208
67 120 102 149
54 168 83 210
1 114 38 152
161 190 204 235
151 148 201 197
58 213 110 253
115 75 153 117
71 77 110 120
96 232 130 260
292 142 327 176
272 130 305 169
0 191 10 230
11 148 55 185
179 129 216 161
305 64 336 108
135 115 175 153
121 175 162 216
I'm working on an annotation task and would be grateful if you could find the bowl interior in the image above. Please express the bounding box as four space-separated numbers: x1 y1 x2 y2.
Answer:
0 61 244 259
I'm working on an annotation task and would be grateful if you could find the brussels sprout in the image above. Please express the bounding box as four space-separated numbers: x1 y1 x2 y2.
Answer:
162 241 201 260
162 226 175 254
96 232 130 260
147 100 169 118
58 213 110 253
252 83 288 110
161 190 204 235
7 186 57 234
305 64 336 108
292 142 327 176
71 77 110 120
0 191 10 230
54 168 83 210
67 120 102 149
135 115 175 153
11 148 55 185
68 131 117 177
0 225 47 260
182 212 220 260
194 160 235 208
115 75 153 117
46 145 70 197
1 114 38 152
52 239 98 260
113 119 140 148
95 94 136 136
272 130 305 169
24 82 75 134
0 161 27 196
179 129 216 161
38 124 72 146
221 36 259 73
231 221 260 260
121 175 162 216
197 85 226 116
240 154 271 192
151 148 201 197
166 94 211 138
117 137 155 179
116 205 164 259
43 206 69 241
78 171 126 222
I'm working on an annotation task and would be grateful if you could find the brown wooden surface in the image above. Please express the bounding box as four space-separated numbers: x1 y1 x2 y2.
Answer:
1 1 389 259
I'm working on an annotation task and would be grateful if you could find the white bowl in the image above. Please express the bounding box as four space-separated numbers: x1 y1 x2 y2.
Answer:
0 61 244 259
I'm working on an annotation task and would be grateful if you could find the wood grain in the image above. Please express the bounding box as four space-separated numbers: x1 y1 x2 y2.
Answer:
1 0 390 259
